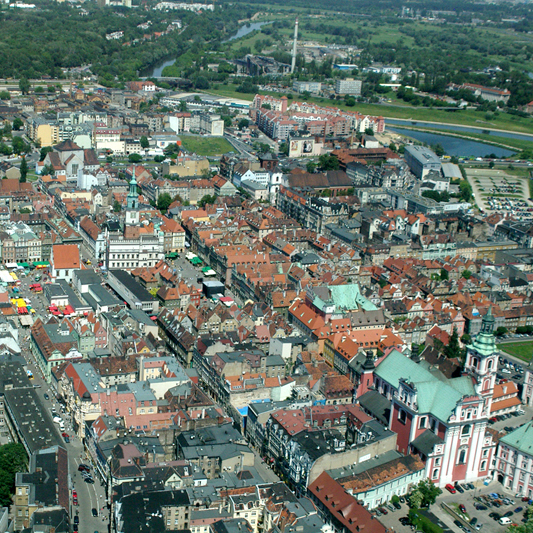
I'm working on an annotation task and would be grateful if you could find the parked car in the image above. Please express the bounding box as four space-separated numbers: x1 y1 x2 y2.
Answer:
476 505 488 511
393 501 402 510
455 483 465 493
43 393 49 400
470 517 477 526
460 504 467 514
446 484 457 494
514 507 523 513
84 477 95 484
92 508 98 517
379 507 388 515
74 516 79 525
503 511 514 518
475 523 482 530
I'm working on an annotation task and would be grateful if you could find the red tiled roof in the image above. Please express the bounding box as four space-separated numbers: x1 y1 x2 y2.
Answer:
52 244 80 270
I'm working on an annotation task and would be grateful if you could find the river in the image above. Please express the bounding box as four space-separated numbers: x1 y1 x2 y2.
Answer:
142 21 271 78
386 118 533 143
389 127 516 158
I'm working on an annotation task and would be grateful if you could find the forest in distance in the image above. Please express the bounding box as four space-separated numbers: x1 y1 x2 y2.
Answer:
0 0 533 108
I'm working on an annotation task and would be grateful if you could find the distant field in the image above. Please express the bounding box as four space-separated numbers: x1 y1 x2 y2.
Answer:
497 341 533 362
180 135 233 157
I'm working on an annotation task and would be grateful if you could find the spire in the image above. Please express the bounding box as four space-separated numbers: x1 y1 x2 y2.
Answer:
470 306 496 357
480 305 495 335
127 165 138 210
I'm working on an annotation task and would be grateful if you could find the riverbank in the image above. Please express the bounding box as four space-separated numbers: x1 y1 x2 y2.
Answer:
202 84 533 137
389 125 523 152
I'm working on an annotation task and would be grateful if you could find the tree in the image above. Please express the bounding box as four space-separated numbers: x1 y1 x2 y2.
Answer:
154 155 165 163
157 192 173 213
19 77 31 95
440 268 448 280
495 327 508 337
198 194 216 208
461 333 471 345
364 127 374 136
113 200 122 213
306 161 316 173
318 154 340 171
12 136 29 155
140 136 149 149
416 479 442 508
39 146 53 161
12 117 23 131
41 164 54 176
389 142 397 152
0 442 27 507
19 157 27 183
0 91 10 100
444 328 462 359
462 270 472 279
128 153 143 163
408 489 424 509
238 118 250 130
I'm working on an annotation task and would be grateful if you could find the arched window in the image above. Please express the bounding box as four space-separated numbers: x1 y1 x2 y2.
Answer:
432 468 439 479
488 359 494 370
462 424 471 436
458 449 467 464
472 357 479 368
480 460 487 471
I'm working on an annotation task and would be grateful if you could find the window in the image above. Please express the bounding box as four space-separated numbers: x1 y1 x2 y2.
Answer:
419 417 427 429
462 424 471 436
483 449 489 458
432 468 439 479
435 457 441 466
488 359 493 370
398 409 407 424
480 460 487 471
458 448 467 464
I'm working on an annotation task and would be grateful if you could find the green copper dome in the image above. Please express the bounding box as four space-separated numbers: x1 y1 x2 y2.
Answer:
470 306 497 357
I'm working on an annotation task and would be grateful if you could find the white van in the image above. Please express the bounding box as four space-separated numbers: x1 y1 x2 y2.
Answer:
59 422 65 432
499 517 512 525
53 416 63 424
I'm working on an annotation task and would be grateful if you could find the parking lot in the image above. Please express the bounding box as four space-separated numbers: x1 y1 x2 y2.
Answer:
377 483 532 533
466 169 532 216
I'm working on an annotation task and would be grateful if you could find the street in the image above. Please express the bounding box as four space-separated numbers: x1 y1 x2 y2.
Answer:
15 267 109 533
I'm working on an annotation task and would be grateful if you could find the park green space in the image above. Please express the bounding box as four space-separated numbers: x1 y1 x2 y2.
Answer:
180 136 234 157
497 341 533 362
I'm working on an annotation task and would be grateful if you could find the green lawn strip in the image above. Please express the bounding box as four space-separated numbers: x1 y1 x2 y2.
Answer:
481 194 523 199
409 510 445 533
180 136 234 157
497 341 533 362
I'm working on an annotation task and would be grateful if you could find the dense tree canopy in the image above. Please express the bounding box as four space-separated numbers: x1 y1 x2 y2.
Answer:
0 443 27 507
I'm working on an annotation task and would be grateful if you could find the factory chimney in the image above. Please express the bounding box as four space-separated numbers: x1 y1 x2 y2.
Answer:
291 18 299 74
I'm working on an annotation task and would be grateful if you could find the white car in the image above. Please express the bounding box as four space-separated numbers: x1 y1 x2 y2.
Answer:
501 368 511 374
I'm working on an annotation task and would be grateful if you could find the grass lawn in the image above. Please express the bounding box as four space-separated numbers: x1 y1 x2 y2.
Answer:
497 341 533 362
203 85 255 101
180 135 234 157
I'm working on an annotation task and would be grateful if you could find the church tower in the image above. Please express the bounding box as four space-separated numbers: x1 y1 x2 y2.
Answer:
125 167 140 226
464 307 498 415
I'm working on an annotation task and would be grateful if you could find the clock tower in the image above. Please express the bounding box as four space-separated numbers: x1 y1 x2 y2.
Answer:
464 307 498 415
125 167 140 226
